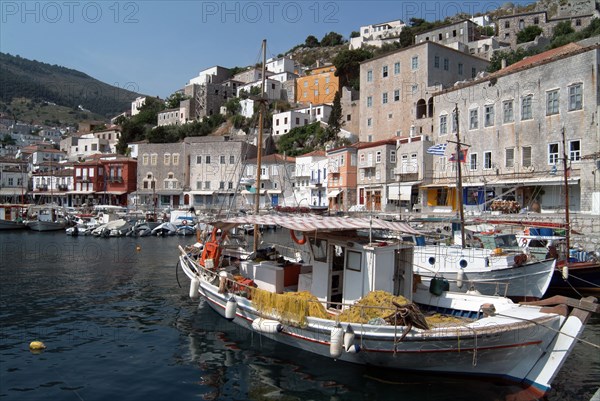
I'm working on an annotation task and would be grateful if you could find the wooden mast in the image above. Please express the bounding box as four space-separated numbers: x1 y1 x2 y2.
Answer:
253 39 266 253
561 127 571 262
454 104 466 249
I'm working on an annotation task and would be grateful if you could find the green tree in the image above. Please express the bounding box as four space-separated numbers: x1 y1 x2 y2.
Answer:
134 96 164 125
350 31 360 38
165 91 188 109
224 97 241 116
325 91 343 142
321 31 344 47
553 21 575 38
276 122 325 156
305 35 320 48
1 134 16 145
516 25 543 43
487 48 535 73
332 48 373 89
146 125 179 143
229 66 246 76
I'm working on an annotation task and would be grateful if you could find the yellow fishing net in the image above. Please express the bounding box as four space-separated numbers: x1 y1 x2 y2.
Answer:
250 289 329 326
250 288 466 328
337 290 410 324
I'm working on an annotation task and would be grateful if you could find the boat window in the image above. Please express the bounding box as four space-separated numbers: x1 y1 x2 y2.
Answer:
309 238 327 262
347 250 361 272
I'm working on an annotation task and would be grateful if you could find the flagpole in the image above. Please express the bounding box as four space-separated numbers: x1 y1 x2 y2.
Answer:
454 104 466 249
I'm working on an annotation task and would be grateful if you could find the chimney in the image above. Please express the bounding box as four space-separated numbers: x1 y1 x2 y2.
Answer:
501 58 507 69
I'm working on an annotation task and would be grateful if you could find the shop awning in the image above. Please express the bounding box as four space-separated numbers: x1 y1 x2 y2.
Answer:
66 190 95 195
0 188 25 195
267 190 282 195
327 189 341 198
388 181 421 200
98 191 127 195
186 190 214 196
489 176 580 186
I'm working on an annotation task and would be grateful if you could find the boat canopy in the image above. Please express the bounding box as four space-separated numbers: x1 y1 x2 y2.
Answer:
206 215 422 235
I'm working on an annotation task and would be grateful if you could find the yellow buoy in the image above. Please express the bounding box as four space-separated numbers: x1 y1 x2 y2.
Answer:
29 341 46 351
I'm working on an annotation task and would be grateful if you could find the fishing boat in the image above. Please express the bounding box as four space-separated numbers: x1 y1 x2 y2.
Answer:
177 214 598 398
25 205 68 231
411 107 555 300
410 243 556 299
0 204 28 230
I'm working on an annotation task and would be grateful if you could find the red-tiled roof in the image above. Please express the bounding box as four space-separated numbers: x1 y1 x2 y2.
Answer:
297 150 326 157
246 153 295 163
496 42 583 76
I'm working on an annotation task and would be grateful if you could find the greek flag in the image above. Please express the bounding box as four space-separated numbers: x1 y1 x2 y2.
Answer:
426 143 447 156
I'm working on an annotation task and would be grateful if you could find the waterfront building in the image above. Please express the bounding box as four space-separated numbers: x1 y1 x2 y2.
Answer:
430 42 600 214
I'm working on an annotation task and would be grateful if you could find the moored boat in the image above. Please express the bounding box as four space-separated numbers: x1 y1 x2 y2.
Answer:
0 204 28 230
178 214 598 398
25 205 67 231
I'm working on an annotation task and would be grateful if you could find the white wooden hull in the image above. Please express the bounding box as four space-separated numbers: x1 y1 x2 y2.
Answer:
26 220 67 231
178 249 592 397
413 245 555 298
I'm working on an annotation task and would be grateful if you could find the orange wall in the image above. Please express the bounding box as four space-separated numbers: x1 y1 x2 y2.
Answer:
295 66 339 105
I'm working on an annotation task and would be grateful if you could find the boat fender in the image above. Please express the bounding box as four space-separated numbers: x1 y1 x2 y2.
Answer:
343 325 355 352
562 265 569 280
345 344 361 353
189 277 200 299
330 324 344 359
290 230 307 245
457 268 465 289
466 286 481 296
252 318 283 334
225 297 237 321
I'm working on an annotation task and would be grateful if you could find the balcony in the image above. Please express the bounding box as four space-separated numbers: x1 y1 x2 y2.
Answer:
359 159 375 169
37 185 48 192
309 178 322 187
57 184 68 191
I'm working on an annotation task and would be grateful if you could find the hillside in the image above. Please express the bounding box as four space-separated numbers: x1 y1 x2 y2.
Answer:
0 53 142 120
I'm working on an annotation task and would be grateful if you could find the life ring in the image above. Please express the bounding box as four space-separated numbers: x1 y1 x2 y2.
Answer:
182 220 188 226
520 238 528 247
290 230 307 245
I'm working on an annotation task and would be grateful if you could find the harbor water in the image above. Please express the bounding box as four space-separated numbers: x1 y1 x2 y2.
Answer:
1 231 598 401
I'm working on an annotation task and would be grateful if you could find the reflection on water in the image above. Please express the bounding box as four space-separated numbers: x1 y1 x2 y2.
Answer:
0 231 598 401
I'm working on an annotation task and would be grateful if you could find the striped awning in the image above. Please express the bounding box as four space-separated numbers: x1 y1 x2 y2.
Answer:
207 215 421 235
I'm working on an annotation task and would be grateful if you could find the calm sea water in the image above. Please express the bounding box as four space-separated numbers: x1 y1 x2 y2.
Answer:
0 231 598 401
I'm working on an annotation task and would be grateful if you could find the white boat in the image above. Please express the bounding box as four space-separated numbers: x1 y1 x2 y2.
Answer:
411 244 556 299
178 214 598 398
25 205 67 231
151 222 177 236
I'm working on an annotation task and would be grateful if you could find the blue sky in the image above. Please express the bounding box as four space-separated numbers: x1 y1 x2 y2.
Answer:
1 0 534 99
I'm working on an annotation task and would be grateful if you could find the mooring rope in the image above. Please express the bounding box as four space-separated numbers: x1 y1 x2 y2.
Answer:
495 312 600 350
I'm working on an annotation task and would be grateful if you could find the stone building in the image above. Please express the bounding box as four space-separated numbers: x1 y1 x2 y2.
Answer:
496 11 596 48
158 108 184 126
136 142 186 209
430 42 600 214
186 136 257 210
355 139 398 212
415 20 482 48
340 87 360 137
359 41 489 143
